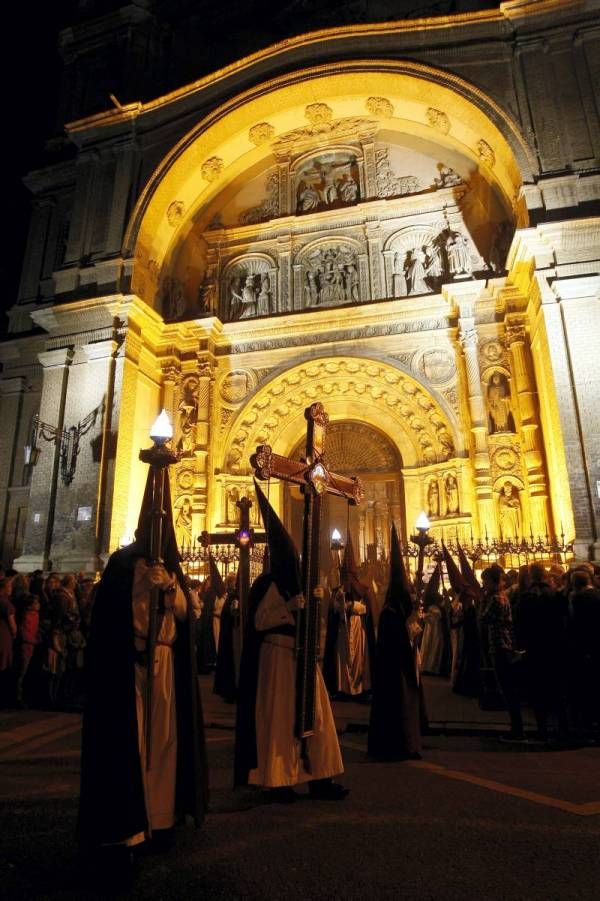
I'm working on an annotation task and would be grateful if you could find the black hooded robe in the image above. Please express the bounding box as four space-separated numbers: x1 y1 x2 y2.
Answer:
368 604 423 760
78 546 208 847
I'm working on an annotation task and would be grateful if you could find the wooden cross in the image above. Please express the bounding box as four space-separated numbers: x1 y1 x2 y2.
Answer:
200 496 266 638
251 402 364 743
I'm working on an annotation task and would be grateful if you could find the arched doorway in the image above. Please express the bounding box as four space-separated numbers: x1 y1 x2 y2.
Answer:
286 420 404 578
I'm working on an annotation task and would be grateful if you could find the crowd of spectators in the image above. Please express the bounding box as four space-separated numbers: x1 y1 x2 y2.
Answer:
0 565 97 710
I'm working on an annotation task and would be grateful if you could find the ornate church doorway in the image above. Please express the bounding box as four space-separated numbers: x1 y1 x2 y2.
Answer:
285 420 404 583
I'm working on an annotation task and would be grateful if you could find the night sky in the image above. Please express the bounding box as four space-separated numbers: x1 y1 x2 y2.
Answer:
3 8 65 334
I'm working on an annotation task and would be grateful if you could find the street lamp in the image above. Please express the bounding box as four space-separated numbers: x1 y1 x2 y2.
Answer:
330 528 344 552
411 511 434 596
138 409 179 770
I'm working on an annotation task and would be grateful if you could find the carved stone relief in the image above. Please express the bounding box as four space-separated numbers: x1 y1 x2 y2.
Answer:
477 139 496 169
239 172 280 225
416 348 456 386
295 151 360 214
223 358 455 473
426 108 451 135
219 369 257 403
366 97 394 118
249 122 275 146
302 243 360 308
167 201 185 227
201 157 225 182
177 376 199 455
272 110 378 157
375 147 421 198
486 371 516 434
387 224 480 298
224 257 276 320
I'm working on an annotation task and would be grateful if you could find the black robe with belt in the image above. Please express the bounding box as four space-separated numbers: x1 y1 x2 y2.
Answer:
78 546 208 847
368 604 423 759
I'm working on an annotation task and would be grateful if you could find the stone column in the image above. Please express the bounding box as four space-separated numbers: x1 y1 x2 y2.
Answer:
17 349 73 571
457 303 494 536
360 139 378 199
277 237 293 312
366 222 383 301
195 358 215 533
505 316 549 536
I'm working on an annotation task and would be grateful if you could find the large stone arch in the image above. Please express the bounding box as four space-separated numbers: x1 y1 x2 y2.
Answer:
219 354 463 476
124 60 534 307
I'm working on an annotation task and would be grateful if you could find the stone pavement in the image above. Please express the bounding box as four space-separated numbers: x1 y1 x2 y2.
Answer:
1 676 599 900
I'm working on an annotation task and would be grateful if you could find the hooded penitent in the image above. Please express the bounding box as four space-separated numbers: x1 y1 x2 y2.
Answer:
234 481 302 786
368 522 423 759
441 541 467 596
422 563 442 609
253 479 302 597
79 465 208 846
456 542 482 598
340 532 366 598
208 554 226 598
386 523 414 619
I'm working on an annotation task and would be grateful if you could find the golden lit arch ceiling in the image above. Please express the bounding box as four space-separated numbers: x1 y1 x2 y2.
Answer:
127 62 531 306
219 355 462 473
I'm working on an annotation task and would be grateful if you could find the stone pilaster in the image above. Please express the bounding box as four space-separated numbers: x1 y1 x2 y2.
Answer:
195 357 215 532
505 316 549 536
0 378 27 564
16 349 74 571
457 301 494 535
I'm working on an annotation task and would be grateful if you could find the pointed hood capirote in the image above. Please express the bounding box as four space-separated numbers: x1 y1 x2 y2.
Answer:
386 524 413 619
208 554 226 598
422 562 442 608
441 541 466 595
253 479 302 597
340 532 366 598
130 466 182 574
456 542 482 597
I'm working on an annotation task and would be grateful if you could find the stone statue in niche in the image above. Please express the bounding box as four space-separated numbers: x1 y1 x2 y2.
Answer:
303 244 360 308
227 260 274 320
498 481 522 538
427 480 440 517
295 152 360 214
174 496 193 546
226 486 240 524
445 231 473 277
257 275 271 316
406 249 430 295
445 473 459 515
197 276 216 314
487 372 516 434
177 381 198 455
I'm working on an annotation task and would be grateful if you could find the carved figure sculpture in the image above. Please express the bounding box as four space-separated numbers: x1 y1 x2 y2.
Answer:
177 384 198 455
226 486 240 524
498 482 522 538
229 276 244 320
175 496 193 546
239 275 258 319
338 173 359 203
445 474 459 515
298 183 320 212
257 275 271 316
434 165 463 188
305 269 319 306
445 231 473 276
406 249 429 295
487 372 515 434
427 480 440 517
392 252 407 298
345 263 359 302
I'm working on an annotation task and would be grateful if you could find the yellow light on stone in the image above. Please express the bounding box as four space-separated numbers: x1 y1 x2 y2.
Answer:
150 409 173 443
415 511 431 532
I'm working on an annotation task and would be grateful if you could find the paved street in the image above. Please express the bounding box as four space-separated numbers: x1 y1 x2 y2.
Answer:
1 677 599 900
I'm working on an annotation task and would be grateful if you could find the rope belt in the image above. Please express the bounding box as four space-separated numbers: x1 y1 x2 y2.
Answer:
134 639 174 667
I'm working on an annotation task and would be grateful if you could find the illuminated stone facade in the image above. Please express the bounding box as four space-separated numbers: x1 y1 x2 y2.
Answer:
1 1 599 570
